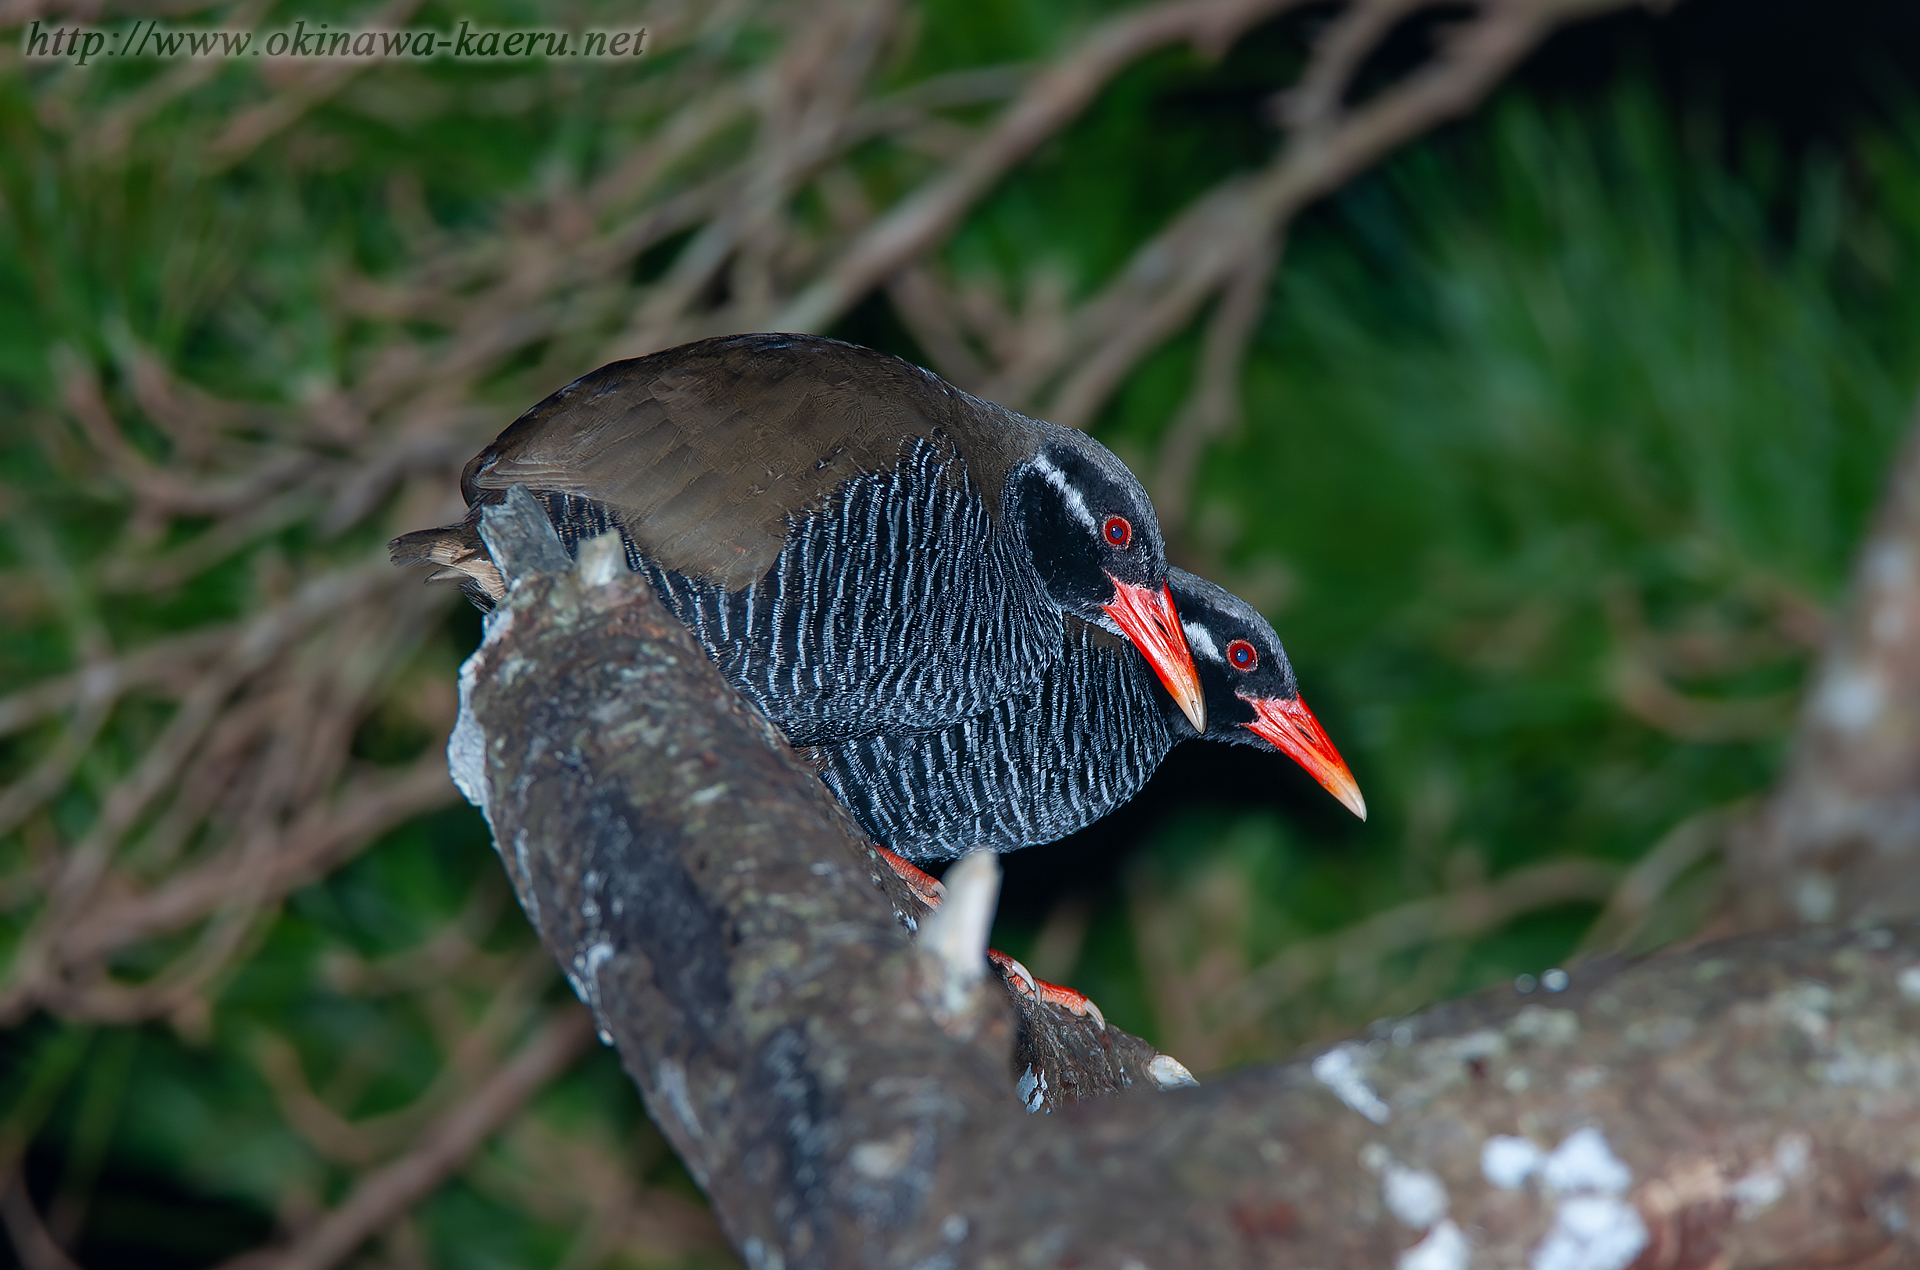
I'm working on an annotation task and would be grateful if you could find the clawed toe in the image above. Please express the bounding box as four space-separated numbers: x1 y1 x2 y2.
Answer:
874 845 946 910
987 949 1106 1030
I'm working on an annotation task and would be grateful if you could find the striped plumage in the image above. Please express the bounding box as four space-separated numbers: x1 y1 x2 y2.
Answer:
815 617 1165 856
510 437 1058 744
811 569 1363 862
392 333 1205 746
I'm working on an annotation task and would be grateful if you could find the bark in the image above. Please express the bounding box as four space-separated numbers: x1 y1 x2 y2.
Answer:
1730 407 1920 931
459 489 1920 1270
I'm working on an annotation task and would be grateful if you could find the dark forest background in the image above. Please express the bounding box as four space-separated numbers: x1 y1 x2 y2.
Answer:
2 0 1918 1265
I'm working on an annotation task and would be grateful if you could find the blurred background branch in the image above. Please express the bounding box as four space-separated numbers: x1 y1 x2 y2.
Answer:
2 0 1918 1264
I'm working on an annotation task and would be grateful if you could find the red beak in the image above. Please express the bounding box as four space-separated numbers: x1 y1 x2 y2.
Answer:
1242 693 1367 820
1103 579 1206 733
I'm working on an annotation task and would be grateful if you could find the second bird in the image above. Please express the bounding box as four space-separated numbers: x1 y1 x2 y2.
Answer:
813 567 1366 863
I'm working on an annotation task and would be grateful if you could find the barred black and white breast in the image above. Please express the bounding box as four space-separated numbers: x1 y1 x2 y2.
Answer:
392 333 1205 745
810 569 1367 861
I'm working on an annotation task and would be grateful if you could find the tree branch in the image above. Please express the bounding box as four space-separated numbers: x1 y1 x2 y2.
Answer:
455 491 1920 1268
1729 405 1920 932
771 0 1304 334
219 1007 596 1270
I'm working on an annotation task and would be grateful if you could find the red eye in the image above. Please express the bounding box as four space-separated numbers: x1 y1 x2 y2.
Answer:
1227 639 1258 672
1104 516 1131 548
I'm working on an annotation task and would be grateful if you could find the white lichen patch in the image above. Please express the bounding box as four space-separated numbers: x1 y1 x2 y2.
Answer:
511 828 539 925
448 654 492 821
1866 539 1911 590
1728 1162 1785 1217
1508 1006 1580 1047
1017 1064 1048 1114
1544 1128 1633 1196
1722 1135 1811 1222
656 1059 704 1140
1529 1196 1649 1270
1382 1162 1450 1230
1898 964 1920 1002
1483 1135 1545 1189
1771 981 1835 1044
849 1130 914 1179
1397 1219 1470 1270
1792 872 1838 924
1814 664 1884 734
1774 1132 1811 1178
1528 1130 1650 1270
1312 1042 1391 1124
1565 1066 1609 1094
1819 1046 1907 1090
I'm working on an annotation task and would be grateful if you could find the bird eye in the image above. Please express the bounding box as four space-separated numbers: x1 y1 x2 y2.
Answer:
1103 516 1131 548
1227 639 1257 672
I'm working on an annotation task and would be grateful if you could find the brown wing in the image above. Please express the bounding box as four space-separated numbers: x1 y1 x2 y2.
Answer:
461 333 1042 591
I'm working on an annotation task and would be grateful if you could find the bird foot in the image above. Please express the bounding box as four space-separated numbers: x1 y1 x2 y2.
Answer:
874 845 946 911
987 950 1106 1030
872 850 1107 1031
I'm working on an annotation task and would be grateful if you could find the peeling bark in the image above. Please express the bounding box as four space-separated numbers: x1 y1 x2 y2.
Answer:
461 490 1920 1269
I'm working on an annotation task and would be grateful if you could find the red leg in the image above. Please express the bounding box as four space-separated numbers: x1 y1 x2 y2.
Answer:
874 853 1110 1031
987 950 1106 1030
874 845 946 911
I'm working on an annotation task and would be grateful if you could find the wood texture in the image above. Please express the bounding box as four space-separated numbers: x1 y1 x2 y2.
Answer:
1731 404 1920 931
461 493 1920 1269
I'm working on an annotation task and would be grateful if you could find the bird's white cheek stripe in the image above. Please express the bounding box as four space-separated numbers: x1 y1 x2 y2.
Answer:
1030 455 1099 533
1182 620 1221 664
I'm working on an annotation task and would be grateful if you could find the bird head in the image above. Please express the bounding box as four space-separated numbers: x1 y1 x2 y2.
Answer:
1015 434 1205 732
1169 569 1366 821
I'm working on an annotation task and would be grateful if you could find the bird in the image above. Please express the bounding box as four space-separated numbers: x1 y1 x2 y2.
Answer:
391 332 1205 745
811 566 1364 861
809 566 1363 1020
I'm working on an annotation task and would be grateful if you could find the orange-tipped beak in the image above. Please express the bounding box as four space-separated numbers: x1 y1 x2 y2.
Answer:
1243 693 1367 820
1103 578 1206 733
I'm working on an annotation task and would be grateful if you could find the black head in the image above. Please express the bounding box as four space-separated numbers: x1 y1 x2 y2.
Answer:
1014 433 1169 607
1013 430 1204 730
1168 569 1366 819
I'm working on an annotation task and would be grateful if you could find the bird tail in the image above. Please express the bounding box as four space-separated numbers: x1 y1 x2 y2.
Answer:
388 520 507 609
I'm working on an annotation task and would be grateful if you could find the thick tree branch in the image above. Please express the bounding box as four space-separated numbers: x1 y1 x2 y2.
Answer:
456 492 1920 1269
1730 407 1920 932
